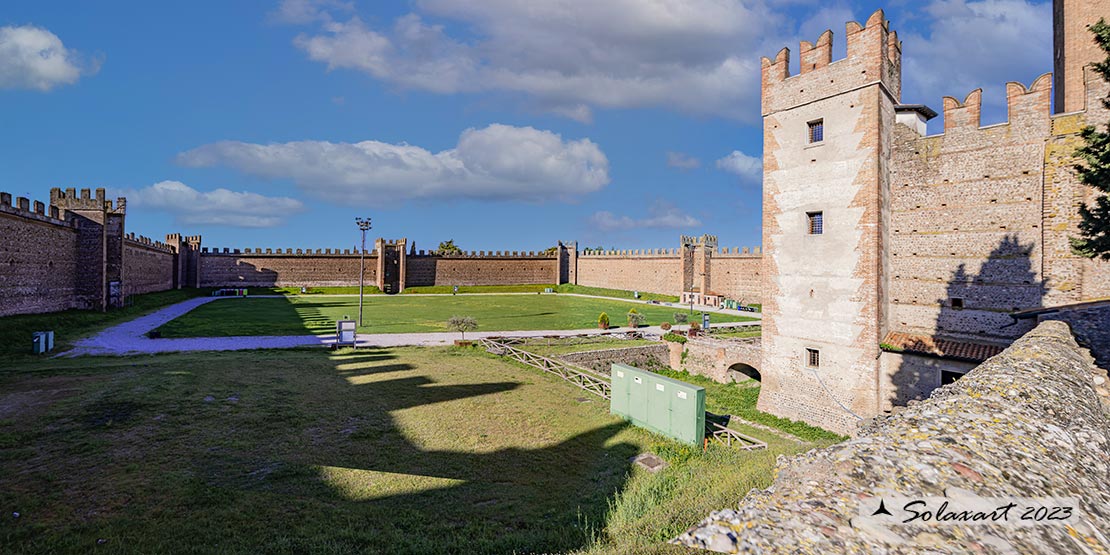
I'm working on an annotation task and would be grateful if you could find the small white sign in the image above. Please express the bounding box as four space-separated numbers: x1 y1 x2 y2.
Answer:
677 391 688 399
655 384 665 391
616 370 624 378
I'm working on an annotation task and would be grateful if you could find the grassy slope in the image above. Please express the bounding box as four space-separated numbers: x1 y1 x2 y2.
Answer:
0 347 812 554
0 288 214 364
156 295 757 337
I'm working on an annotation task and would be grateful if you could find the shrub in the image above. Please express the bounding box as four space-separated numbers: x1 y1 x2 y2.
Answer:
627 308 645 328
690 321 701 331
660 322 672 331
673 313 688 324
662 332 687 344
598 312 610 329
446 315 478 339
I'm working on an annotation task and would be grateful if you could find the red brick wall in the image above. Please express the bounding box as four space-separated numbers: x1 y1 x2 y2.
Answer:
576 254 683 295
123 239 175 296
405 255 557 287
199 252 376 287
709 256 762 303
0 198 79 316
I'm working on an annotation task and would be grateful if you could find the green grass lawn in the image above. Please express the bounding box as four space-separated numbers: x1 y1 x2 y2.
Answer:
156 295 757 337
0 346 819 554
707 326 762 340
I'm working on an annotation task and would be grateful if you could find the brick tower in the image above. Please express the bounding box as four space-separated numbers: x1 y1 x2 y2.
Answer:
758 10 901 434
1053 0 1110 113
49 187 128 311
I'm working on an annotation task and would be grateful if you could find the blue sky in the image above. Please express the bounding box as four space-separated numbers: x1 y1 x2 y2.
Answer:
1 0 1054 252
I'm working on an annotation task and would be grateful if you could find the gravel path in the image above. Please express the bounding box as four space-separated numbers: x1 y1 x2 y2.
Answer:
62 297 760 357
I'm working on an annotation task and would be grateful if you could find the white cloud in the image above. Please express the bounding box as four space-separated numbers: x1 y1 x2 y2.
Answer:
177 124 609 204
589 200 702 231
270 0 354 24
286 1 780 120
715 150 761 182
666 151 701 170
0 25 99 91
901 0 1052 114
122 181 305 228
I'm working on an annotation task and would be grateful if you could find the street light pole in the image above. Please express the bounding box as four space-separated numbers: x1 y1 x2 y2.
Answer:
356 217 372 327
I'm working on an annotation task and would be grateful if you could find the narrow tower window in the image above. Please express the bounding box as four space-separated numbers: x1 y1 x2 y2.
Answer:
806 348 820 368
808 119 824 143
807 211 823 235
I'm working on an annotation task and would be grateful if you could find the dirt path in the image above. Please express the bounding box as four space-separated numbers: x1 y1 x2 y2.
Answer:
61 297 759 357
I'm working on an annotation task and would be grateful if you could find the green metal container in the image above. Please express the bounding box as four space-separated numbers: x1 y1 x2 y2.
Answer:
610 363 706 445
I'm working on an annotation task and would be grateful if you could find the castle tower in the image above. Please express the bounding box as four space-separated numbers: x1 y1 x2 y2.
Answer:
1053 0 1110 113
50 187 127 311
758 10 900 434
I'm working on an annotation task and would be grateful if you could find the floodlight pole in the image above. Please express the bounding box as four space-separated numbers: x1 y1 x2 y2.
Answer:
356 217 372 326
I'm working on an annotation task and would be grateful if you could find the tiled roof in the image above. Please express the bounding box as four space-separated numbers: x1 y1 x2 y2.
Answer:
881 331 1006 363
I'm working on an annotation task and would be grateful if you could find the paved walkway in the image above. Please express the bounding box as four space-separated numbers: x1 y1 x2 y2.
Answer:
63 296 760 357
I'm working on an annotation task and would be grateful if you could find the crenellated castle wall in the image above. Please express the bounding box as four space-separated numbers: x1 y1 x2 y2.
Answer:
0 192 80 316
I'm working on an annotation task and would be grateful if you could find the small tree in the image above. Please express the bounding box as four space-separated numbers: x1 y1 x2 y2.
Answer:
437 240 463 255
673 313 688 324
598 312 610 329
541 246 558 255
1071 18 1110 259
627 308 645 328
446 315 477 340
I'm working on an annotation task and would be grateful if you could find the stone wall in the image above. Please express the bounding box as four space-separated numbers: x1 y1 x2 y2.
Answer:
576 253 683 296
888 68 1110 343
198 249 374 288
670 337 763 383
0 193 79 316
675 320 1110 554
122 235 175 296
405 253 557 287
557 344 670 376
575 243 762 302
708 256 762 304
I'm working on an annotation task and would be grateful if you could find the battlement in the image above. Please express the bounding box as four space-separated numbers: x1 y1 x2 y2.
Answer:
412 250 555 258
201 247 377 256
124 232 174 253
49 187 126 214
577 245 760 258
761 9 901 115
909 73 1054 137
680 234 718 248
0 191 73 228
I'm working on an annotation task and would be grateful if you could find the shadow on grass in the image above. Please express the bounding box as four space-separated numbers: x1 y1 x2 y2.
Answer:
305 352 639 553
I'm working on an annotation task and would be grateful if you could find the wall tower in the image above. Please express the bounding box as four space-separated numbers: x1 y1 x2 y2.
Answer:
1053 0 1110 113
758 10 901 434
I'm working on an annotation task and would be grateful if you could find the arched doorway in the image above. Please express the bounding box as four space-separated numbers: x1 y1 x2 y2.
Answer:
726 362 761 383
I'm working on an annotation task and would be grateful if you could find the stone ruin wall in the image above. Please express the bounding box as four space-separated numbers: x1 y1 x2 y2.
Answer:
890 67 1110 344
0 192 80 316
676 320 1110 554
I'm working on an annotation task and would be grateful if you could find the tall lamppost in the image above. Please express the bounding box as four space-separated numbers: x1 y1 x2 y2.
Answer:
356 217 372 327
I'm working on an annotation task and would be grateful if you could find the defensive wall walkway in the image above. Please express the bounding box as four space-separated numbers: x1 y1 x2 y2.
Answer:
674 320 1110 554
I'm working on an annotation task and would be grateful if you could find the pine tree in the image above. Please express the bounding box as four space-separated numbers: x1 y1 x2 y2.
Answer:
1072 19 1110 259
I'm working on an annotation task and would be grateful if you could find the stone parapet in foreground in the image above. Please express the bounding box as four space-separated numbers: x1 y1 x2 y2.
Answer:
674 321 1110 554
